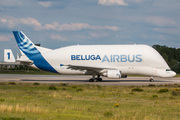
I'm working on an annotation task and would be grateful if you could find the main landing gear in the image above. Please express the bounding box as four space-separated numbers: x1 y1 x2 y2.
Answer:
89 75 102 82
150 77 154 82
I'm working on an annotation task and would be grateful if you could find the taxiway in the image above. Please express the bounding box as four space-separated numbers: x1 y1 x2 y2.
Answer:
0 74 180 86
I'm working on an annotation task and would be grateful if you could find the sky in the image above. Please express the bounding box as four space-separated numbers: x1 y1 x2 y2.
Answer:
0 0 180 61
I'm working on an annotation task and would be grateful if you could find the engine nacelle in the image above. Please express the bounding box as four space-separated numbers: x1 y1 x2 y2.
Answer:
103 70 121 79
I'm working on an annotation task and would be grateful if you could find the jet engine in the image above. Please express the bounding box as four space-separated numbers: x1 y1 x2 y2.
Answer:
102 70 121 79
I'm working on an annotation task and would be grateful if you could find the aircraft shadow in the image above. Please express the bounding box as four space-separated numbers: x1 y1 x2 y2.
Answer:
21 79 171 83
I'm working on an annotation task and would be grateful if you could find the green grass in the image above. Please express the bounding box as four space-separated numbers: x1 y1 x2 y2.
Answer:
175 74 180 77
0 83 180 119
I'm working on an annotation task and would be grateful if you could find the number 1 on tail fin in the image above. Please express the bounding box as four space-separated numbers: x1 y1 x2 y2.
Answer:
7 52 10 59
4 49 15 62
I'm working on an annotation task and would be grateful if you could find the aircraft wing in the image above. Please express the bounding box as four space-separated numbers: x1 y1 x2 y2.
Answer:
66 64 115 73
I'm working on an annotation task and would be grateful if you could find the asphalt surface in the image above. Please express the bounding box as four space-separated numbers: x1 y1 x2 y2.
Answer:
0 74 180 86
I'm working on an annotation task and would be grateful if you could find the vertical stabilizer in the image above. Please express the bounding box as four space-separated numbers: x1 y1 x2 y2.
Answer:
4 49 15 62
12 31 58 73
13 31 40 58
17 53 19 59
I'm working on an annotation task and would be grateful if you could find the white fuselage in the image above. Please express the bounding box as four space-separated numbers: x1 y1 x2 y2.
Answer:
36 44 176 78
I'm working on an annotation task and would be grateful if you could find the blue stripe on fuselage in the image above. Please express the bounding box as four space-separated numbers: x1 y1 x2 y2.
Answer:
29 53 58 73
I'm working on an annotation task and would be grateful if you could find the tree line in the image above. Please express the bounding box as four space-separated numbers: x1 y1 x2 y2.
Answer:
152 45 180 74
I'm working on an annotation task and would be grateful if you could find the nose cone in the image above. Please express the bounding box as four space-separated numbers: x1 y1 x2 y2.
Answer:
172 71 176 77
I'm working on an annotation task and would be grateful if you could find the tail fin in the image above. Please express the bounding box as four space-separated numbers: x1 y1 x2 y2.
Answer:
12 31 58 73
4 49 15 62
13 31 40 58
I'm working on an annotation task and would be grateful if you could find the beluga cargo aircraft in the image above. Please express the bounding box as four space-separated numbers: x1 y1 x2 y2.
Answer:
13 31 176 82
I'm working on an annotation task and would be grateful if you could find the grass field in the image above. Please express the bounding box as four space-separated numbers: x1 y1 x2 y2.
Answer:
0 82 180 120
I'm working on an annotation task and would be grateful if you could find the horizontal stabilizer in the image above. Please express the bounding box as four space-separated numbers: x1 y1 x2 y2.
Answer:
16 59 33 65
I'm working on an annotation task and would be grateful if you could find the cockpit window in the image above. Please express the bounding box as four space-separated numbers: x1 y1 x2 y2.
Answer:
166 69 172 71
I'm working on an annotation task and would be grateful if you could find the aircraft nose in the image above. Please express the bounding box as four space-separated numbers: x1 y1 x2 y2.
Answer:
172 71 176 77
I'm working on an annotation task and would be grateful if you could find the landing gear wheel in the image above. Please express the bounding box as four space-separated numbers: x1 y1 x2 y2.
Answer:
89 78 94 82
150 78 154 82
89 74 103 82
98 78 102 82
94 78 98 82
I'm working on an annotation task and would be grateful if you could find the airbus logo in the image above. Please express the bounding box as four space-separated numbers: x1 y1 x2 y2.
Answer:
71 54 142 62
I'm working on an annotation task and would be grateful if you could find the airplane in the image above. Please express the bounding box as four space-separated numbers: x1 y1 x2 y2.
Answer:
12 31 176 82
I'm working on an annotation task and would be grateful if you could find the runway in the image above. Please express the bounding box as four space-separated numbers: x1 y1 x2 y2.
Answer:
0 74 180 86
